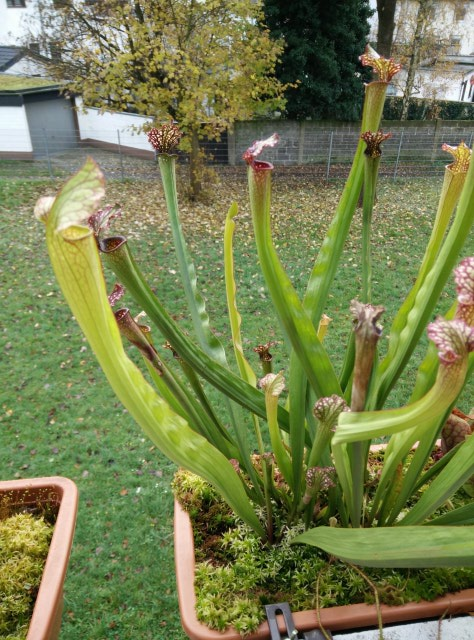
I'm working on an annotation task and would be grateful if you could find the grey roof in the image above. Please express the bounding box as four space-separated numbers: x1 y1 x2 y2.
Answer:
0 46 23 72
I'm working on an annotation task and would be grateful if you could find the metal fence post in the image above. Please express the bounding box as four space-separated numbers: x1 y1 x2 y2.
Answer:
393 129 404 179
298 121 305 164
431 119 442 163
42 128 54 179
117 129 125 182
326 131 333 181
227 128 236 165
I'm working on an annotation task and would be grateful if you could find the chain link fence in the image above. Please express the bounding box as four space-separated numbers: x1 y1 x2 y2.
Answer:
1 124 473 182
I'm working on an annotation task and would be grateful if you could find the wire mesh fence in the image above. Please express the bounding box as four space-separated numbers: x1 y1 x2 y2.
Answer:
1 123 473 182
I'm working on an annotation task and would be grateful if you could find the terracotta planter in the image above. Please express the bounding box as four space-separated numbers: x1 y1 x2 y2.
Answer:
174 500 474 640
0 476 78 640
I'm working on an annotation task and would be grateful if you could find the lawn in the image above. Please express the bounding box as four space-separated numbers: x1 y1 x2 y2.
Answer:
0 165 472 639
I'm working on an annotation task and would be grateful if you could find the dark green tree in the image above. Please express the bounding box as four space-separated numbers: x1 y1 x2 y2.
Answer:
263 0 373 120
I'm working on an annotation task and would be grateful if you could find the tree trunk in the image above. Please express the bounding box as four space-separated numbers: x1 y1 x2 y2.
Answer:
376 0 397 57
400 0 434 121
189 129 203 201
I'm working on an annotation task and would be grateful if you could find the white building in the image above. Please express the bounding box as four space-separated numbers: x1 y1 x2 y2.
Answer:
0 0 39 48
368 0 474 103
0 0 54 76
0 45 49 75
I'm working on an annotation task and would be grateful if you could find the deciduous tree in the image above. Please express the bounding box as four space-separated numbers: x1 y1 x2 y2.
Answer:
396 0 435 119
388 0 468 120
29 0 286 198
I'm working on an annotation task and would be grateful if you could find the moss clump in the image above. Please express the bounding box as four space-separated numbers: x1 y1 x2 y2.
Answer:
174 471 474 636
0 512 53 639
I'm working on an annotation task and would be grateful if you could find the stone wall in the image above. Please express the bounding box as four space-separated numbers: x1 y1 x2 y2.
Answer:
229 120 474 166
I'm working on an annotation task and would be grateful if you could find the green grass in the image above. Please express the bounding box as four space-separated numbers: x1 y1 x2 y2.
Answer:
0 160 59 180
0 169 473 639
1 178 187 639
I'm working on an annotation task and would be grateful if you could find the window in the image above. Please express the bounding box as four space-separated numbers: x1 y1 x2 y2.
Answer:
455 4 467 21
49 43 62 61
6 0 26 7
28 42 40 55
447 36 461 55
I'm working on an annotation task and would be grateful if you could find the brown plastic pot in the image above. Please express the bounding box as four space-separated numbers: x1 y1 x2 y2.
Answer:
174 500 474 640
0 476 78 640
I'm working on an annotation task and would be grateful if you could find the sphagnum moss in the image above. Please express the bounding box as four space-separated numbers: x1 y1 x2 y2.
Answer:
0 513 53 639
174 469 474 634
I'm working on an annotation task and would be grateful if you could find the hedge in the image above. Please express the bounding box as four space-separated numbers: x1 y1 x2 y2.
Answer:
383 96 474 121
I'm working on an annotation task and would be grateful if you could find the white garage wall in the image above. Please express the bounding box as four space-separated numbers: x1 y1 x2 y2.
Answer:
75 97 152 151
0 105 33 153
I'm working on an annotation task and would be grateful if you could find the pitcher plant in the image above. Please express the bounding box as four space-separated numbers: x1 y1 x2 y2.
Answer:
36 45 474 569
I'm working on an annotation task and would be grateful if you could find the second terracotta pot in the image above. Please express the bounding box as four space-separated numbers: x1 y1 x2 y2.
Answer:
0 476 78 640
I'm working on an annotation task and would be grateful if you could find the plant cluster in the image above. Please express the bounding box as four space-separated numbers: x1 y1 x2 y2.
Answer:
36 43 474 612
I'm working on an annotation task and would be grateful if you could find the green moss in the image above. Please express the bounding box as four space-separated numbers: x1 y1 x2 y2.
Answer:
0 74 59 92
0 513 53 639
174 472 474 636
